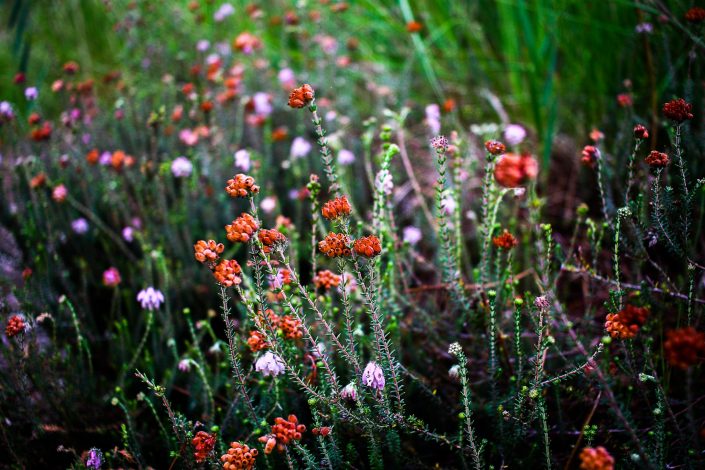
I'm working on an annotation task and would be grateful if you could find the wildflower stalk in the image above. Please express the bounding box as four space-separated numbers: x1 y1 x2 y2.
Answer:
478 154 496 288
124 309 153 380
625 138 643 205
61 295 93 375
595 156 609 222
337 258 359 369
188 359 215 419
513 298 524 384
614 208 630 311
218 286 258 424
488 290 498 396
449 344 482 470
308 100 339 196
673 123 690 243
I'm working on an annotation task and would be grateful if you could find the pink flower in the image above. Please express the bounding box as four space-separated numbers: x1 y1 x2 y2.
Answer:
102 267 122 287
52 184 68 203
278 68 296 89
337 149 355 166
260 196 277 214
362 361 385 390
170 156 193 178
402 226 422 245
341 382 358 401
234 149 251 171
179 128 199 146
71 218 89 234
503 124 526 146
137 287 165 310
253 92 272 117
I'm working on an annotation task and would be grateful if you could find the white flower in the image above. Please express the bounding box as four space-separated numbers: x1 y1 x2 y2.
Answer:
290 137 312 159
402 226 422 245
255 351 286 377
213 3 235 22
25 87 38 101
170 156 193 178
504 124 527 146
234 149 251 171
337 149 355 166
260 196 276 214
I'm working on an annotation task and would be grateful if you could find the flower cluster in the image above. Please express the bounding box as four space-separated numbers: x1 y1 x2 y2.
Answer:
319 232 352 257
280 315 304 340
258 415 306 454
258 229 287 253
255 351 286 377
664 327 705 369
226 174 260 198
213 259 242 287
321 196 352 220
604 304 649 339
287 84 314 108
578 446 614 470
662 98 693 122
5 315 26 337
685 7 705 22
313 270 341 289
221 441 258 470
492 229 518 250
645 151 669 168
353 235 382 258
193 239 224 264
192 430 216 463
225 213 259 243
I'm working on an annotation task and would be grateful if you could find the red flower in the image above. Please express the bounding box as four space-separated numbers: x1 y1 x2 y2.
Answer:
353 235 382 258
664 327 705 369
318 232 352 258
321 196 352 220
5 315 26 338
580 145 600 168
492 229 518 250
288 84 315 108
258 415 306 454
192 431 216 463
663 98 693 122
221 441 258 470
685 7 705 23
579 446 614 470
645 151 669 168
225 174 260 198
494 153 538 187
633 124 649 140
605 305 649 339
484 140 506 156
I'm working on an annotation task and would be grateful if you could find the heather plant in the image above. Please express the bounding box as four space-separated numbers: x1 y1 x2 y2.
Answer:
2 1 705 469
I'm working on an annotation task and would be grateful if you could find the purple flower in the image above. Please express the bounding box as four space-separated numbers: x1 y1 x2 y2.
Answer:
213 3 235 22
86 448 102 469
255 351 286 377
635 22 653 34
290 137 312 159
137 287 165 311
99 151 112 166
534 296 550 310
234 149 251 171
25 87 38 101
196 39 210 52
362 361 385 390
170 156 193 178
0 101 14 120
102 267 121 287
252 92 272 117
178 359 191 372
71 218 89 234
503 124 526 146
425 104 441 134
337 149 355 166
402 226 422 245
122 226 135 242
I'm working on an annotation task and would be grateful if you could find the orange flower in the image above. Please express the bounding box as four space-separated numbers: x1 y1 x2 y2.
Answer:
247 330 268 352
605 305 649 340
233 32 262 53
193 240 224 264
485 140 506 156
271 126 288 141
318 232 352 258
86 149 99 165
406 21 423 33
226 213 259 243
30 173 47 189
494 152 538 188
492 229 518 250
288 84 315 108
353 235 382 258
314 270 341 289
258 415 306 454
258 229 287 253
221 441 258 470
255 309 281 331
579 446 614 470
321 196 352 220
226 174 260 198
280 315 303 340
213 259 242 287
664 327 705 369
